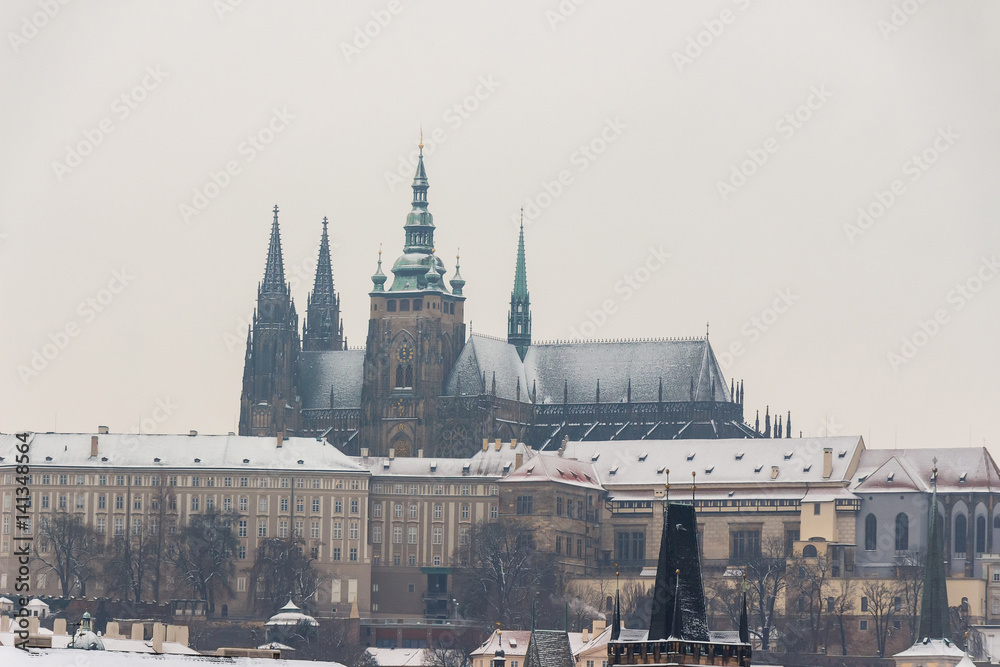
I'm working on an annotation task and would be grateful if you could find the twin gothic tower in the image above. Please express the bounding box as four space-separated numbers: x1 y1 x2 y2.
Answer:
240 141 763 458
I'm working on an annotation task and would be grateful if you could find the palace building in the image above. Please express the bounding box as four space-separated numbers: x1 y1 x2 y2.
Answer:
238 143 788 458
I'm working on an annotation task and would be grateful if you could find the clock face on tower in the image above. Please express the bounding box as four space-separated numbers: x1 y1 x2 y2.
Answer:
396 342 414 363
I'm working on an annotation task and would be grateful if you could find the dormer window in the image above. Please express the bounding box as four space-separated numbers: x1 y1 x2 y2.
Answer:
960 472 968 483
686 452 695 461
638 452 648 462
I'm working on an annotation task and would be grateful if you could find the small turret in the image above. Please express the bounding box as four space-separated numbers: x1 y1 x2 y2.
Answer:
449 250 465 295
371 246 387 291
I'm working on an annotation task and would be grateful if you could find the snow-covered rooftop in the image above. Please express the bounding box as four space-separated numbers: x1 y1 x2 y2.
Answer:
560 436 865 486
0 433 368 474
852 447 1000 493
357 442 534 479
445 334 733 404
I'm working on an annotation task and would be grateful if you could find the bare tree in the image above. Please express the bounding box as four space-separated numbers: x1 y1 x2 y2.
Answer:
35 511 103 597
169 509 239 615
619 580 653 630
895 551 924 645
452 520 559 630
424 628 481 667
830 576 857 656
744 536 789 651
246 536 320 615
861 579 903 658
786 552 831 653
104 528 157 603
148 475 176 602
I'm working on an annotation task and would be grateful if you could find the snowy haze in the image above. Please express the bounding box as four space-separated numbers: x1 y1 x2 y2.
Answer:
2 1 999 454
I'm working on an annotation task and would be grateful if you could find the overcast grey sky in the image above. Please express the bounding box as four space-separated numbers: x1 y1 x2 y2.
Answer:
2 1 999 456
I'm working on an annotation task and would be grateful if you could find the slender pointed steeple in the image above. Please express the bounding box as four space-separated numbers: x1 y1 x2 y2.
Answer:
738 574 749 643
261 205 287 295
387 134 448 292
508 210 531 360
612 569 621 640
371 245 387 291
917 459 951 640
303 216 344 351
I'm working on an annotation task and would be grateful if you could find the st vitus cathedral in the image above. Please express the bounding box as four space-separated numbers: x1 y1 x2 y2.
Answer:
240 142 789 458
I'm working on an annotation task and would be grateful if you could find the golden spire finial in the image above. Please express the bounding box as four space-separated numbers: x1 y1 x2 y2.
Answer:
378 243 382 258
419 126 424 150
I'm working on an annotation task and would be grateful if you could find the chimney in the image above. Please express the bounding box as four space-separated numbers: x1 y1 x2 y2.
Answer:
360 447 369 458
482 438 489 452
592 619 606 634
494 438 501 451
418 449 424 458
771 465 779 480
515 452 524 471
189 430 198 437
98 425 109 434
90 436 98 458
822 448 833 479
389 448 395 460
510 439 517 449
276 433 283 448
582 628 589 642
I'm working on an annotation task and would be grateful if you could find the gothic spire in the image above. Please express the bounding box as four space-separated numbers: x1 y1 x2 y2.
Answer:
371 245 387 292
303 216 344 351
261 204 287 294
508 210 531 360
313 216 334 297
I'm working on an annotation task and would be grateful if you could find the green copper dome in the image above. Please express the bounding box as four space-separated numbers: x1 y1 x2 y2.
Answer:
387 144 451 293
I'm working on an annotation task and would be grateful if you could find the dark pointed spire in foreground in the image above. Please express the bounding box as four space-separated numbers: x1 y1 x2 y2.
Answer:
918 459 951 640
764 406 771 437
786 411 792 438
611 569 621 640
508 209 531 360
648 501 709 642
738 574 749 643
261 205 287 294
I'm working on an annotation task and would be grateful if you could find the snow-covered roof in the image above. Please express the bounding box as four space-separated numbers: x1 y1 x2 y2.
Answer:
445 334 733 404
561 436 864 486
471 630 532 657
0 633 197 654
893 637 965 658
364 647 432 667
0 645 343 666
852 447 1000 493
26 599 49 608
0 433 368 475
504 452 602 490
298 350 365 409
359 442 534 479
265 601 318 627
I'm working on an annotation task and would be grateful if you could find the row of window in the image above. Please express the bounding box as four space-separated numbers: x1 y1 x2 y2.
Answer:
555 535 585 558
24 473 362 490
371 483 497 496
384 298 456 314
864 512 999 554
370 525 454 545
372 554 442 567
372 502 481 520
22 494 361 515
